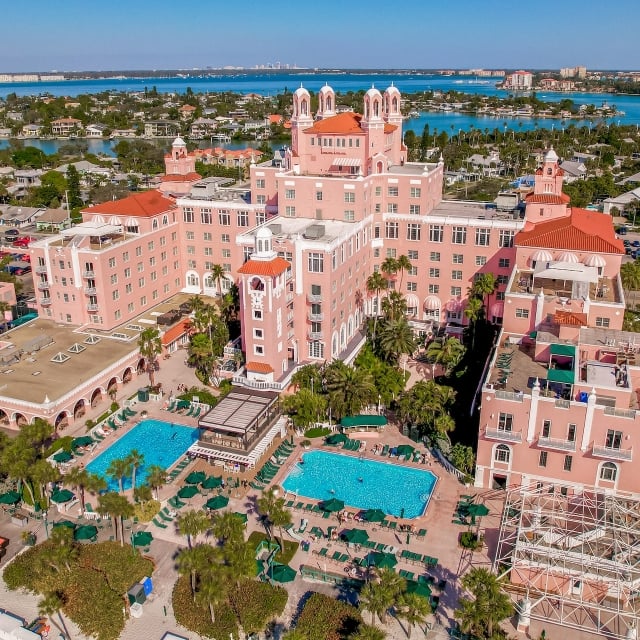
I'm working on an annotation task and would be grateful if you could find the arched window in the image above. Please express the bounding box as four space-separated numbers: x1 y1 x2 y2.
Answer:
332 334 338 357
494 444 510 463
187 273 199 287
163 215 168 225
250 277 264 292
152 219 158 230
326 96 332 111
392 97 398 112
600 462 617 482
373 100 380 117
301 99 308 116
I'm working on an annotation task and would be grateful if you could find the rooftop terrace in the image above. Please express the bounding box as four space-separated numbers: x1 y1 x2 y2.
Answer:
431 199 524 223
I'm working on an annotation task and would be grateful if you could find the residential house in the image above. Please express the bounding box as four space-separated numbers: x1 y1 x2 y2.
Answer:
559 160 587 182
35 207 72 232
0 205 45 227
51 118 83 136
85 124 107 138
22 124 43 138
144 121 180 137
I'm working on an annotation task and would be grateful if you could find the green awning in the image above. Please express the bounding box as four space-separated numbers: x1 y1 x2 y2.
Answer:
548 369 574 384
340 415 388 428
550 344 576 357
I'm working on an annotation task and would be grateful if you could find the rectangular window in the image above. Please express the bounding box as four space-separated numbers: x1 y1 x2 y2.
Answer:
256 195 266 204
452 226 467 244
124 267 131 278
218 210 230 226
344 210 355 221
201 208 212 224
122 251 129 262
387 186 399 197
344 192 355 203
410 187 421 198
476 255 487 266
429 251 440 262
222 249 231 258
595 317 610 328
183 207 194 223
497 275 509 285
285 206 296 217
254 345 264 355
285 188 296 199
539 451 548 467
408 250 419 260
499 230 515 248
409 204 421 215
515 308 529 318
450 286 461 297
429 268 440 278
452 254 464 264
387 203 398 213
542 420 551 438
253 309 262 320
499 258 510 268
108 257 116 268
375 186 382 197
606 429 623 449
386 248 397 258
428 284 440 294
185 231 195 240
498 413 513 431
451 270 463 280
308 341 325 359
407 282 417 291
221 234 230 243
308 253 324 273
563 455 573 472
475 228 491 246
407 223 421 241
429 225 443 243
237 211 249 227
385 222 399 239
408 266 417 276
125 283 132 294
567 424 576 442
256 179 265 189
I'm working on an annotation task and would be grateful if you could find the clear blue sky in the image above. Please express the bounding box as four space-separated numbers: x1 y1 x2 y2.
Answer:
4 0 639 72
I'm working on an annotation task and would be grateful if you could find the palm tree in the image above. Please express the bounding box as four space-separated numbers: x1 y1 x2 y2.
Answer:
176 509 210 549
138 327 162 387
455 567 513 639
359 580 390 626
426 337 466 377
397 592 432 638
38 591 72 640
212 510 244 544
107 457 132 494
0 300 11 334
378 318 415 365
469 273 498 318
366 271 388 341
210 263 227 297
325 362 376 419
145 464 167 500
257 486 279 539
359 568 403 625
97 491 133 545
381 290 407 322
621 261 640 299
188 294 205 315
197 564 230 624
395 255 412 289
270 496 293 553
349 625 387 640
381 257 399 286
30 459 60 507
176 544 212 599
464 296 484 350
125 449 145 491
63 468 105 513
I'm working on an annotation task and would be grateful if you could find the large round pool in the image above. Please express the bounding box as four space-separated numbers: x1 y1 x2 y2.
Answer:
86 419 198 490
282 450 437 518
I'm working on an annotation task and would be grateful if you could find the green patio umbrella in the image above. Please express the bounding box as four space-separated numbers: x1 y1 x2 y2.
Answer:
205 495 229 510
322 498 345 513
269 563 296 583
0 491 21 505
368 551 397 569
74 524 98 541
201 475 223 489
232 512 248 524
178 485 199 499
131 531 153 547
177 400 190 410
466 503 490 517
343 528 369 545
52 520 76 530
325 433 347 445
406 580 432 599
53 450 72 463
185 471 206 485
50 489 74 503
363 508 386 523
396 444 415 456
72 436 94 449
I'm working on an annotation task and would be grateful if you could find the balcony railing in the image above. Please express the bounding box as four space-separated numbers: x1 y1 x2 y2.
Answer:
286 292 294 303
495 390 525 402
538 436 576 452
308 312 324 322
307 293 323 303
82 270 95 278
35 265 47 274
84 287 97 295
37 281 49 290
308 330 324 340
39 297 52 306
484 427 522 443
592 444 633 461
603 406 637 420
87 304 100 312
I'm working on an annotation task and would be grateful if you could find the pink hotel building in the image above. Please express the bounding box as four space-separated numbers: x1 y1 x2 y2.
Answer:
26 86 640 498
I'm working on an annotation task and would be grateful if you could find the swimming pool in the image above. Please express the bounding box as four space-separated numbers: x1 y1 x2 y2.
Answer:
282 450 437 518
86 419 198 490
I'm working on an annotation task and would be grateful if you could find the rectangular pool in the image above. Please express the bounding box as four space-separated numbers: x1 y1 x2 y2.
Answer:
86 419 198 491
282 450 437 518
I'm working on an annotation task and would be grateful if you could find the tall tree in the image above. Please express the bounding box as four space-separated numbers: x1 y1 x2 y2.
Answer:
395 254 412 289
378 318 415 365
176 544 213 599
197 560 230 624
367 271 388 342
106 457 132 494
469 273 498 318
397 592 432 639
464 296 484 350
426 337 466 377
325 362 376 419
138 327 162 387
145 464 167 500
176 509 210 549
125 449 145 491
210 263 227 297
97 491 133 545
38 591 72 640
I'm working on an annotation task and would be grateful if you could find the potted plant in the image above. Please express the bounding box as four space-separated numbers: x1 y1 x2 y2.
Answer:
21 531 37 546
301 439 311 450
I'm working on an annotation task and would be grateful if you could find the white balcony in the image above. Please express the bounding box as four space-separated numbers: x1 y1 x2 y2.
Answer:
308 330 324 340
87 303 100 312
286 292 294 303
35 265 47 274
37 281 49 290
84 287 97 295
592 444 633 461
82 270 95 278
484 427 522 443
39 297 52 306
307 293 323 303
538 436 576 452
308 312 324 322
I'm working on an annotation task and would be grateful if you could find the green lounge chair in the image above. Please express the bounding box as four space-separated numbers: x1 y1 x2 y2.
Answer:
388 521 397 530
159 511 173 522
377 543 388 552
381 445 389 456
285 500 294 508
339 553 349 563
400 549 411 559
192 406 201 418
152 517 167 529
318 547 328 557
331 551 342 561
165 400 177 412
184 405 195 417
322 510 331 519
416 528 427 539
124 407 137 417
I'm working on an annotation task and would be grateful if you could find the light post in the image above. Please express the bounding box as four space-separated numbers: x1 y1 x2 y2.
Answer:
377 394 381 415
43 510 49 540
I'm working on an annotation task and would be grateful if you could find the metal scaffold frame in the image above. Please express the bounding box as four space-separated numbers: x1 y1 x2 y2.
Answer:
494 482 640 639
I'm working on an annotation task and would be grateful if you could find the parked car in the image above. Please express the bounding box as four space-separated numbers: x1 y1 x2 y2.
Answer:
12 237 34 248
14 266 31 276
632 240 640 247
3 229 19 240
617 226 628 235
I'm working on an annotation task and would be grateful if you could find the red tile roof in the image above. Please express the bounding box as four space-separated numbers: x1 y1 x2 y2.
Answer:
238 257 290 276
517 209 624 254
82 190 176 218
160 172 202 182
554 311 588 327
525 193 570 204
161 319 192 346
246 361 274 374
303 112 397 135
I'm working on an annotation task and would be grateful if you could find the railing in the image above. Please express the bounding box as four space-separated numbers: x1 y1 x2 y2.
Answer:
288 329 295 339
286 292 294 303
37 281 49 290
84 287 97 295
484 427 522 443
308 312 324 322
231 375 285 391
592 444 633 461
308 331 323 340
555 399 571 409
603 406 637 419
537 436 576 452
82 270 95 278
495 390 525 402
307 293 323 303
35 265 47 274
87 304 100 312
39 297 52 305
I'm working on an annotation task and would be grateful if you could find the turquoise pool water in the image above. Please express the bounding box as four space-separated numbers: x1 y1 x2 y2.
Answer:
86 419 197 490
282 450 437 518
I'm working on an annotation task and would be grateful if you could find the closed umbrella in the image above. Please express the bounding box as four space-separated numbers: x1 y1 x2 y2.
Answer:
396 444 415 456
74 525 98 541
0 491 21 505
322 498 345 513
51 489 74 503
343 528 369 545
406 580 432 599
269 563 296 583
72 436 94 449
363 508 386 523
53 451 72 463
368 551 397 569
205 495 229 510
201 475 223 490
178 485 199 499
185 471 206 485
52 520 76 530
132 531 153 547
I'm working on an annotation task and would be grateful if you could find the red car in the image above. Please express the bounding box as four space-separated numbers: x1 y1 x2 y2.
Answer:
12 237 33 248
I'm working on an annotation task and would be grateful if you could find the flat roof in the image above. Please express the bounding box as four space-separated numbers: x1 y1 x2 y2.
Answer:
237 217 360 245
198 387 278 434
432 200 524 223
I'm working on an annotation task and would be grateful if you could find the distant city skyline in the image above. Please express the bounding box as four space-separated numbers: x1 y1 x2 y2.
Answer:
3 0 640 73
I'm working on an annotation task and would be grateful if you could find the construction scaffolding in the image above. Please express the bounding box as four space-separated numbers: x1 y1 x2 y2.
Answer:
494 482 640 639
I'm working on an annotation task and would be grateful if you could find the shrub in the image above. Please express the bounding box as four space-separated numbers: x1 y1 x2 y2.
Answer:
247 531 298 565
229 578 288 634
45 436 73 456
177 386 218 407
295 592 362 640
133 499 160 522
303 427 331 439
459 531 482 550
110 402 119 413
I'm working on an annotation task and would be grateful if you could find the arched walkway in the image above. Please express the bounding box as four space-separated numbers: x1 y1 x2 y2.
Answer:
73 399 86 420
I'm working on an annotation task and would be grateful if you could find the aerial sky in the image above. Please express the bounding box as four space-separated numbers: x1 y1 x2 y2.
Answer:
4 0 639 72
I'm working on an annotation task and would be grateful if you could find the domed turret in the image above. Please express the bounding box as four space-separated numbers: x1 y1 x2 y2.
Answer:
363 86 383 121
254 225 276 259
317 83 336 120
384 84 402 119
292 86 312 120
